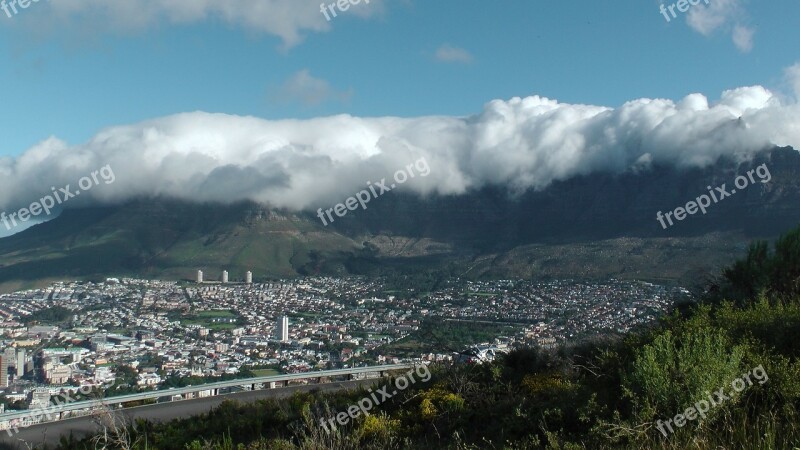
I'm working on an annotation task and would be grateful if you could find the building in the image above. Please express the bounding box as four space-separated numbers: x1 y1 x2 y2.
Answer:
0 354 7 387
214 343 229 353
94 367 114 384
28 388 50 410
42 347 88 363
16 350 25 377
3 348 15 382
196 270 203 284
222 270 229 283
45 365 71 385
276 315 289 342
245 271 253 284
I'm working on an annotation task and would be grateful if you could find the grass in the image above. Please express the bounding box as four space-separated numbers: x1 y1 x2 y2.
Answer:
207 323 236 331
195 310 236 318
179 309 240 330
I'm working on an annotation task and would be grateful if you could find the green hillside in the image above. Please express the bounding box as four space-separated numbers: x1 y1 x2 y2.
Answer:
0 200 363 291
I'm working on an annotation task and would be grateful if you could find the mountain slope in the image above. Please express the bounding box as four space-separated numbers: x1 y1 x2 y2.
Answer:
1 147 800 291
0 201 360 290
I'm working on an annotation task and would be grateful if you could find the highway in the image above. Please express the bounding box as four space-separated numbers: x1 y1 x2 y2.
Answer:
0 379 379 449
0 363 414 424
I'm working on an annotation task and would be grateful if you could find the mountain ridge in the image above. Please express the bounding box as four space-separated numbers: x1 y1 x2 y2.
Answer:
1 146 798 292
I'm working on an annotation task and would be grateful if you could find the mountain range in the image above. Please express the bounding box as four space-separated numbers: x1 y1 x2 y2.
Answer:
1 146 799 293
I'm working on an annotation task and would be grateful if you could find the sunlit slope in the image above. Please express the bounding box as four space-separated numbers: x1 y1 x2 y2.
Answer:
0 200 361 290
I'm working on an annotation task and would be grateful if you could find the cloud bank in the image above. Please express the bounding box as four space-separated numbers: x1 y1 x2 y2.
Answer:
1 82 799 214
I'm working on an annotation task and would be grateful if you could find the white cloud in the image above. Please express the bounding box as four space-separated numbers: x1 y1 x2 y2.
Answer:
686 0 739 35
3 69 800 214
4 0 384 48
272 70 352 106
785 63 800 100
732 25 755 52
685 0 755 52
435 44 474 64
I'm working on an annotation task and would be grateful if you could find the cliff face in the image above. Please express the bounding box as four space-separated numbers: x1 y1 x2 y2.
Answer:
328 146 800 247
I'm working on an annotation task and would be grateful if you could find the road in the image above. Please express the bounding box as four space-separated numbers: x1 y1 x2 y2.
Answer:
0 379 378 449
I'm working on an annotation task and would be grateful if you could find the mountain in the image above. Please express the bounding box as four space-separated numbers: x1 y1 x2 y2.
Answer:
0 201 361 292
1 146 800 292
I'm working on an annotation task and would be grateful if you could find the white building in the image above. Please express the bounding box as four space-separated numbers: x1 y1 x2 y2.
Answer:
95 366 115 384
196 270 203 283
276 315 289 342
222 270 229 283
28 388 51 410
245 271 253 284
45 365 72 385
16 349 25 377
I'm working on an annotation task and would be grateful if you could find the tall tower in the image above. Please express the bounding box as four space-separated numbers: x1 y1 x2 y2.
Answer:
276 316 289 342
196 270 203 283
16 350 25 377
245 271 253 284
222 270 229 283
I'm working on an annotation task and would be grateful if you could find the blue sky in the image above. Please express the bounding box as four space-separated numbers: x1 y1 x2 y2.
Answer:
0 0 797 157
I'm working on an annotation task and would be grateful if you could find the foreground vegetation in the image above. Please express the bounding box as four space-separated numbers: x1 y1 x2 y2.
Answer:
17 227 800 449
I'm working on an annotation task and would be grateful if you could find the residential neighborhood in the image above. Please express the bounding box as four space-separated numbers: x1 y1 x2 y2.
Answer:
0 276 687 412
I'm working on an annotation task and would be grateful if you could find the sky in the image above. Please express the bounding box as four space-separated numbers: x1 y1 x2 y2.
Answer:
0 0 798 236
0 0 797 155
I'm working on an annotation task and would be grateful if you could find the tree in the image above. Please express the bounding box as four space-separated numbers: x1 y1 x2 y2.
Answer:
718 224 800 304
723 240 769 301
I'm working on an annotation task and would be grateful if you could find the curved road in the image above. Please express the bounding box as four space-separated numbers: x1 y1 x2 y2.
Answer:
0 379 379 449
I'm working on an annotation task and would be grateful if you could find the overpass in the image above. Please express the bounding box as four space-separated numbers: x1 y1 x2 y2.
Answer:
0 363 417 432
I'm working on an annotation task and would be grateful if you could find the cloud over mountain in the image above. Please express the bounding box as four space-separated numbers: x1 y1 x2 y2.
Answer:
1 80 799 214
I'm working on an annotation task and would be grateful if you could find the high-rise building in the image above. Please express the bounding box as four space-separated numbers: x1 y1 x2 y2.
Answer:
3 348 14 384
276 315 289 342
0 355 8 387
16 350 25 377
245 271 253 284
196 270 203 283
4 348 15 369
222 270 229 283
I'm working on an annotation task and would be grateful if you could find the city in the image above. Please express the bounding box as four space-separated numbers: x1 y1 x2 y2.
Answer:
0 273 688 422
